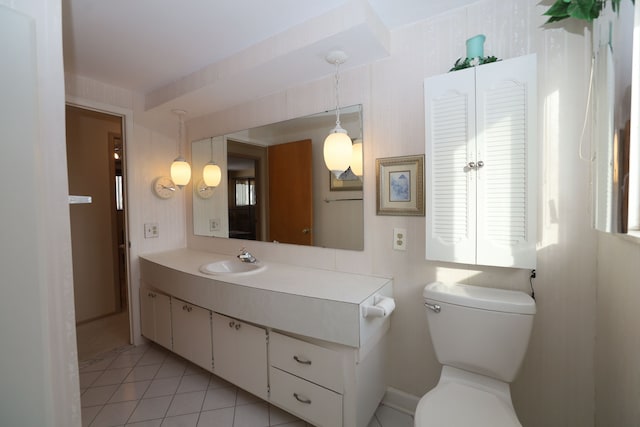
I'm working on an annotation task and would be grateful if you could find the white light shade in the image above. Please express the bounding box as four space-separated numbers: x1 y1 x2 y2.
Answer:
171 156 191 188
350 139 363 177
203 162 222 187
324 126 352 177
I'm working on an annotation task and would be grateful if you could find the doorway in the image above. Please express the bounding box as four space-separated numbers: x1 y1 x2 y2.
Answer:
66 105 131 361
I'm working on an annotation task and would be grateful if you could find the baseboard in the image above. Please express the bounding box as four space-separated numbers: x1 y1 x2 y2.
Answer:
380 387 420 416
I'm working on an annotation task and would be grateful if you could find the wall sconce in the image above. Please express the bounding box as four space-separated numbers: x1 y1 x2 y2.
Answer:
323 50 353 178
350 138 363 177
202 137 222 187
170 109 191 188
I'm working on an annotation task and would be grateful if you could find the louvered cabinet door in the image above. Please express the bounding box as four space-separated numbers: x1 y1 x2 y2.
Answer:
475 55 537 268
424 67 477 264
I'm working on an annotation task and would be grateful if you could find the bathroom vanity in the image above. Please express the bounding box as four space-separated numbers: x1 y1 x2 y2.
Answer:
139 249 393 427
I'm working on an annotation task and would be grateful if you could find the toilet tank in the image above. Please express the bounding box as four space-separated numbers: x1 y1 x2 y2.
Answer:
423 281 536 383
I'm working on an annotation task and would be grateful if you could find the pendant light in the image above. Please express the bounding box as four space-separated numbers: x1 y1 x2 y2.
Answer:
170 109 191 188
350 138 363 177
202 137 222 187
323 50 352 178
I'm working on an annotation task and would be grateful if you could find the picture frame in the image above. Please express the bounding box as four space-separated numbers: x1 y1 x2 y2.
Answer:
376 155 425 216
329 167 363 191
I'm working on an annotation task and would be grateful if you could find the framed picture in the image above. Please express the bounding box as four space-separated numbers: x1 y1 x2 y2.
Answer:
376 155 425 216
329 167 363 191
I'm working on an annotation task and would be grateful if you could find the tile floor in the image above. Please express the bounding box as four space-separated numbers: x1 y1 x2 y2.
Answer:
79 343 414 427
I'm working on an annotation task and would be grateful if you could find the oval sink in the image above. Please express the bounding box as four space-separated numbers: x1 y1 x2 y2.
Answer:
199 259 266 276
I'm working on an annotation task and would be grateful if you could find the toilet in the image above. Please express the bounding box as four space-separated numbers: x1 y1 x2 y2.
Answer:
415 281 536 427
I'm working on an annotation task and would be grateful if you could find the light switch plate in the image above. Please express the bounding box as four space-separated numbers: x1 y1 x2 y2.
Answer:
393 227 407 250
144 222 159 238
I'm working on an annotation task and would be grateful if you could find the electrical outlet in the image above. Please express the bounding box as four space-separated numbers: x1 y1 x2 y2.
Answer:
393 228 407 250
144 222 159 238
210 219 220 231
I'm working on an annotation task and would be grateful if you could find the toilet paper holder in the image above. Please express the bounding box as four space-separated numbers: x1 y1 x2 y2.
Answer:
361 294 396 319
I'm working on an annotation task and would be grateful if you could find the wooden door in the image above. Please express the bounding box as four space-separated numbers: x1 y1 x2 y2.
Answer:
66 105 123 322
268 140 313 245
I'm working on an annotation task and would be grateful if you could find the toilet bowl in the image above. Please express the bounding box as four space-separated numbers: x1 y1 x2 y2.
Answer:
415 282 536 427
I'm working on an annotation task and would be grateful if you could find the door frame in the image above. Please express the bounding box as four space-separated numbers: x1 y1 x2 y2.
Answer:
66 96 134 345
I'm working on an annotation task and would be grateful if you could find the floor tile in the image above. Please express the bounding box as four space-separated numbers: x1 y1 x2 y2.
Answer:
128 395 172 423
196 407 235 427
80 371 103 389
268 405 298 425
77 341 413 427
165 390 206 417
82 384 119 407
138 349 168 366
233 401 269 427
110 381 152 403
93 367 133 387
160 412 199 427
81 405 102 427
236 389 262 406
202 387 237 411
125 364 161 382
90 400 138 427
155 361 187 379
176 373 211 394
374 404 414 427
110 352 144 369
126 420 163 427
144 377 181 398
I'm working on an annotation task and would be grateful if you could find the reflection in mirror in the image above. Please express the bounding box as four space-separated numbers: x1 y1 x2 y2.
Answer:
592 4 633 233
192 105 364 250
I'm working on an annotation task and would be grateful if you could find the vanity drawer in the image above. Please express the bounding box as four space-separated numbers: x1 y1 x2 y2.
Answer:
269 366 342 427
269 331 343 393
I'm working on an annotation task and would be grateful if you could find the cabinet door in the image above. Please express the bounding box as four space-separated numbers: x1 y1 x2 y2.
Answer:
212 312 268 400
154 292 172 350
171 298 213 371
475 55 537 268
140 287 172 350
424 67 477 264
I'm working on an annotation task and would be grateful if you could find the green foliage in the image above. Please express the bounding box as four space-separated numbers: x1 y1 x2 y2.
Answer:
449 56 500 72
543 0 633 24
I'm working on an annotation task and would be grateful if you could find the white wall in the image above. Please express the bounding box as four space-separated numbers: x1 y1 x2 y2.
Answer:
0 0 81 426
64 0 603 425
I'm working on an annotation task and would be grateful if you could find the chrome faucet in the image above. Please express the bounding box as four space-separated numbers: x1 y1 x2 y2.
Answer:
237 248 257 263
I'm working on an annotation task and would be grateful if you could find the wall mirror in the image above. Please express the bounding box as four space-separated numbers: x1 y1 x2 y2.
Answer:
592 3 634 233
192 105 364 251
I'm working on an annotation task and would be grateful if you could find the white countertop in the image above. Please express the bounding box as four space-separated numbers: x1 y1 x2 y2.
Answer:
140 248 391 305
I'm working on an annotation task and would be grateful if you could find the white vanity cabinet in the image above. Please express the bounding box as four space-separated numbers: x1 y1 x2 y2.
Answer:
171 298 213 371
140 286 172 350
211 312 268 400
269 332 344 427
424 54 537 269
139 249 393 427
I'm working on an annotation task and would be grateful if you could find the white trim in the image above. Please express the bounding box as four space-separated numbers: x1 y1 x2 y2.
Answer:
65 95 137 345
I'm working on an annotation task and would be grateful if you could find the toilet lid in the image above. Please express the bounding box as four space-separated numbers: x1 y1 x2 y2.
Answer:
414 382 522 427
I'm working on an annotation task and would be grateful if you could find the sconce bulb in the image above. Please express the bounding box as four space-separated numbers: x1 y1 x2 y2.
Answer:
324 125 352 178
203 162 222 187
171 156 191 188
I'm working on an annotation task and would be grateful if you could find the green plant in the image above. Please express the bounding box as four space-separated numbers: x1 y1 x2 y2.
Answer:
449 55 500 72
543 0 634 24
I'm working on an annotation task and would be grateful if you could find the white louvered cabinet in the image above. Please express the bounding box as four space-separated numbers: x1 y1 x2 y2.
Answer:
424 54 537 268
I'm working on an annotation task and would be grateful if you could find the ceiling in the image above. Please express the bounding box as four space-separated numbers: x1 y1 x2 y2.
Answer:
62 0 480 118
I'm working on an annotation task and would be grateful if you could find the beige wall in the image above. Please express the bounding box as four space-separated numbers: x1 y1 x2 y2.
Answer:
63 0 625 426
595 233 640 426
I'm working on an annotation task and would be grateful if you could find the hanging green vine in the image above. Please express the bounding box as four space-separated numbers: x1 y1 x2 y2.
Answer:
543 0 634 24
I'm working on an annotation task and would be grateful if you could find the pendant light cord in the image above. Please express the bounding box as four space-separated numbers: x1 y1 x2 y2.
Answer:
334 60 341 127
176 115 183 157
